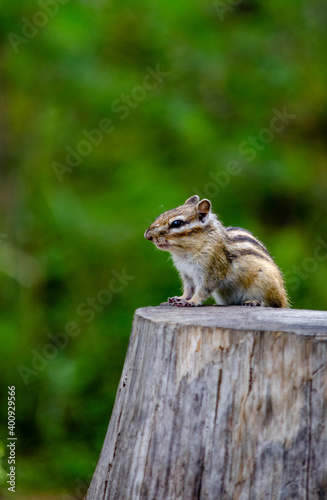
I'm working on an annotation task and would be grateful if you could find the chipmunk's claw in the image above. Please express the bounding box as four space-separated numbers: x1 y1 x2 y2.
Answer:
169 297 195 307
243 300 264 307
168 296 182 304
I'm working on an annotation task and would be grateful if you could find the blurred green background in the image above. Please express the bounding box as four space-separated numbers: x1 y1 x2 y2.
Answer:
0 0 327 497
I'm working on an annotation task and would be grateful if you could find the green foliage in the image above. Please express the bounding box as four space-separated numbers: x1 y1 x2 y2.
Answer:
0 441 7 485
0 0 327 496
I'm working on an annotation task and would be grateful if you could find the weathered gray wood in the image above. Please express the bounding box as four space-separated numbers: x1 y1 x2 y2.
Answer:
86 306 327 500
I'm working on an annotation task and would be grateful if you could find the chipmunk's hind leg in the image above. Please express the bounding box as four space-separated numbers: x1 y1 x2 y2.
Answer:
243 299 265 307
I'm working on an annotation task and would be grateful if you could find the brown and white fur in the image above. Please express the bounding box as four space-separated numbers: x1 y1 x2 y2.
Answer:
144 195 289 308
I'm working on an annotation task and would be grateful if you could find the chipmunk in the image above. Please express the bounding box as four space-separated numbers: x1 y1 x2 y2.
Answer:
144 195 289 307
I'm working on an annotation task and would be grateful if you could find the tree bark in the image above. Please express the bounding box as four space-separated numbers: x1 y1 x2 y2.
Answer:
85 306 327 500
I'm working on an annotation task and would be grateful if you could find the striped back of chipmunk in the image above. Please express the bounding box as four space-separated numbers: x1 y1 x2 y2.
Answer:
225 226 275 264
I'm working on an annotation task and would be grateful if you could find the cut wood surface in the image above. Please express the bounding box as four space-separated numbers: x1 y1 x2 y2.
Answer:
85 306 327 500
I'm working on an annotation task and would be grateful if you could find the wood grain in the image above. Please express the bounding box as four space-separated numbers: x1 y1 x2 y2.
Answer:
85 306 327 500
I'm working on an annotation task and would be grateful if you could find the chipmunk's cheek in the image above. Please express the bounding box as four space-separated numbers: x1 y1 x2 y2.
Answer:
156 242 170 250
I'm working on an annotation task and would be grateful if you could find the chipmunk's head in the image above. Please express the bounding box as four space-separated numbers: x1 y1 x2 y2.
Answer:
144 195 215 253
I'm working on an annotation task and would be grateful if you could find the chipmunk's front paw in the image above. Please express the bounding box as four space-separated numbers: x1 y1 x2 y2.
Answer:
168 296 183 305
169 298 195 307
243 300 264 307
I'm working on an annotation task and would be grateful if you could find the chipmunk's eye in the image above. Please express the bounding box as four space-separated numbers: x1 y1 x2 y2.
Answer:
170 220 184 229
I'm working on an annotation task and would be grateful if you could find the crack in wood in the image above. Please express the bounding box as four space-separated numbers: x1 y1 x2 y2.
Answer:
112 432 121 462
194 446 205 499
312 362 327 377
228 395 235 483
248 337 256 396
214 368 222 425
140 401 160 497
102 480 108 500
306 379 312 500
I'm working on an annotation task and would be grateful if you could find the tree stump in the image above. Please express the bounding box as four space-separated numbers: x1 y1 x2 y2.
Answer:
85 306 327 500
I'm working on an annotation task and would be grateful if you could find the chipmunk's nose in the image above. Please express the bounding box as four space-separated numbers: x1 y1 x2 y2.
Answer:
144 229 153 241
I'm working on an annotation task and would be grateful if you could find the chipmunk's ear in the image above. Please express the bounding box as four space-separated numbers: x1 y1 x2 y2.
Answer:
197 199 211 221
184 195 200 206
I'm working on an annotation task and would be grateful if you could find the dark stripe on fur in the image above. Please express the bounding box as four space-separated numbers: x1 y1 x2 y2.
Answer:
226 226 253 234
231 248 272 262
169 227 203 238
227 234 272 258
